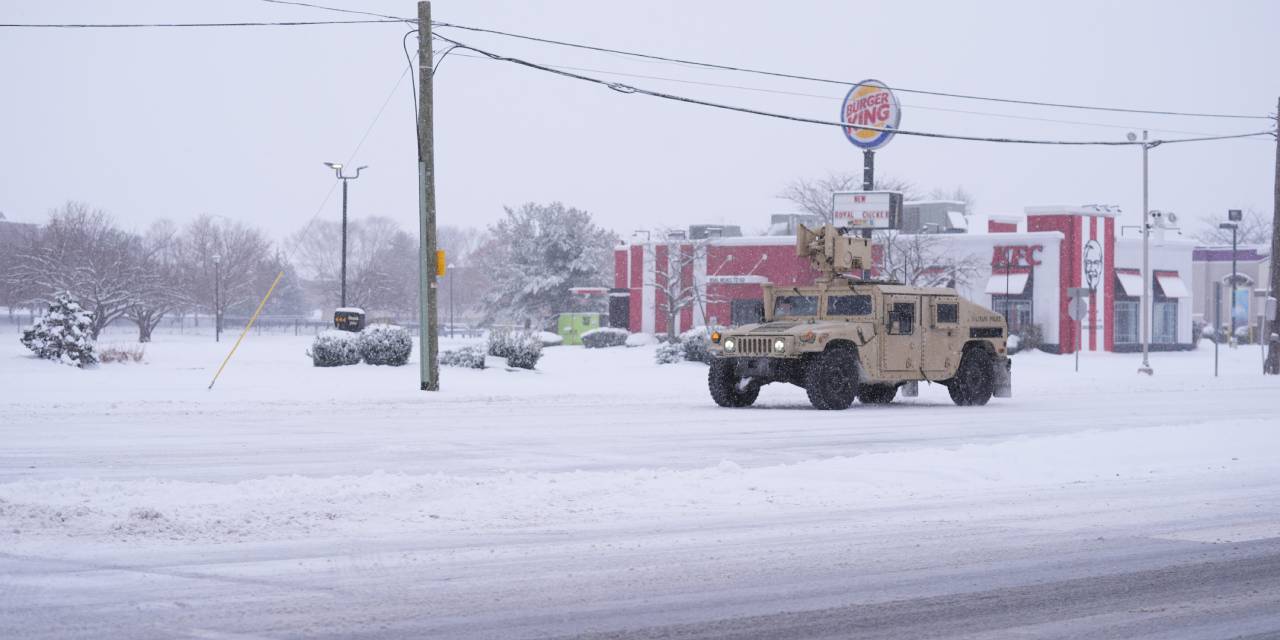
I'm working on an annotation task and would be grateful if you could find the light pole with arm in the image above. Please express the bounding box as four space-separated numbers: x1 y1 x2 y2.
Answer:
324 162 368 308
447 262 455 338
1129 130 1155 375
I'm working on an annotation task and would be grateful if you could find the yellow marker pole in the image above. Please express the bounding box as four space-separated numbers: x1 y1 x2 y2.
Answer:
207 271 285 390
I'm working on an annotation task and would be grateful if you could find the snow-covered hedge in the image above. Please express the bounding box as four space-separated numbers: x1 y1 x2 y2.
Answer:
20 292 97 368
440 345 486 369
487 329 543 368
358 324 412 366
679 326 722 364
625 332 658 348
505 334 543 369
654 341 684 365
536 331 564 347
307 330 361 367
581 327 629 349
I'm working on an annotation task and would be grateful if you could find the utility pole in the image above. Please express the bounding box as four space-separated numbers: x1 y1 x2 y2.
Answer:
1266 97 1280 375
417 1 440 391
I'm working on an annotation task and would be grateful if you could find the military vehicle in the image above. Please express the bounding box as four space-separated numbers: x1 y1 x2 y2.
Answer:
707 224 1012 410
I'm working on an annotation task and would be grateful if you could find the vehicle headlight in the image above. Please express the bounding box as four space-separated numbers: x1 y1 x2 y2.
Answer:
723 338 735 352
773 339 786 352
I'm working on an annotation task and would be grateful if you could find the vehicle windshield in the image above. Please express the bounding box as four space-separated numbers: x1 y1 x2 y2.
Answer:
772 294 819 317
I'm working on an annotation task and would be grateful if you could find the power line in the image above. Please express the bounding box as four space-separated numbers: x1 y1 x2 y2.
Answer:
432 20 1274 121
444 51 1271 141
433 34 1276 147
0 19 402 28
258 0 411 22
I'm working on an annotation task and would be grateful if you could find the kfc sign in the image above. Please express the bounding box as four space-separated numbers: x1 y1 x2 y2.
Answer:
991 245 1043 268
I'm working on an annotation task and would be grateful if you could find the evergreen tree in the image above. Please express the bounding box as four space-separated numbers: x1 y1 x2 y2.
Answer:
20 292 97 367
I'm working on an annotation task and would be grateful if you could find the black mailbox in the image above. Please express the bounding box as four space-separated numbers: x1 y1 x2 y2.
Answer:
334 308 366 332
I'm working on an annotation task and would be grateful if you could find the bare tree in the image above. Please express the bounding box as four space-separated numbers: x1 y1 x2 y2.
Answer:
778 172 922 224
181 215 274 330
125 220 186 342
288 216 417 315
1194 208 1272 245
927 185 977 214
875 230 985 289
9 202 141 338
646 233 721 339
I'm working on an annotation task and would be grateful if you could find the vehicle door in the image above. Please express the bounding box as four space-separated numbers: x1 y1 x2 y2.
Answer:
923 296 961 376
880 294 920 372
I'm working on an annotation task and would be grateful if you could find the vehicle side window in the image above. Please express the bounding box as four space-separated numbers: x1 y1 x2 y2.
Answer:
888 302 915 335
936 303 959 324
828 295 872 316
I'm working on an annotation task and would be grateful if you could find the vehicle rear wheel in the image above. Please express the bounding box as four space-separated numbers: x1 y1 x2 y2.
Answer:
708 359 761 407
804 347 859 410
858 383 897 405
948 348 994 406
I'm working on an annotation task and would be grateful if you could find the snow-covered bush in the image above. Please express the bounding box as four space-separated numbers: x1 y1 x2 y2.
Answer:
487 329 517 357
307 330 361 367
99 344 145 364
679 326 722 364
581 327 629 349
536 331 564 347
440 345 486 369
20 292 97 368
505 334 543 369
625 332 658 348
1008 324 1043 354
655 341 684 365
358 324 413 366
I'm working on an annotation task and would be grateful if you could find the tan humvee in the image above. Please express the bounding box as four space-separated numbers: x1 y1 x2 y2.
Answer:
707 224 1012 410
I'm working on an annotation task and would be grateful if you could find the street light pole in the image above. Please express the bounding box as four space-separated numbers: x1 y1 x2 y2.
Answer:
212 253 221 343
324 162 367 308
1221 217 1240 348
1135 130 1154 375
448 263 455 338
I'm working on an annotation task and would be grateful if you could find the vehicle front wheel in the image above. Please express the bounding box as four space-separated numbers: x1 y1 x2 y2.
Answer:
858 383 897 405
708 359 761 407
948 348 994 406
804 347 859 410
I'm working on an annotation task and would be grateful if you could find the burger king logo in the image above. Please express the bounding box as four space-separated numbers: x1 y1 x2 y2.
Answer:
841 79 901 150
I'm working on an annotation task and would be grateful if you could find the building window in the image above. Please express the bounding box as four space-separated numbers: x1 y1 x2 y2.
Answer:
991 298 1032 335
1114 299 1139 344
1154 300 1178 344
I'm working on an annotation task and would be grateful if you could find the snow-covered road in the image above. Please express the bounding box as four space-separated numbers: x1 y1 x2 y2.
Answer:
2 334 1279 638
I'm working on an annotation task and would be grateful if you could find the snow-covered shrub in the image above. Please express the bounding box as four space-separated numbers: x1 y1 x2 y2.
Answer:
581 327 629 349
625 332 658 348
20 292 97 368
358 324 412 366
307 330 361 367
487 329 517 357
679 326 722 364
1009 324 1043 354
440 345 486 369
536 331 564 347
655 341 684 365
505 334 543 369
99 344 145 364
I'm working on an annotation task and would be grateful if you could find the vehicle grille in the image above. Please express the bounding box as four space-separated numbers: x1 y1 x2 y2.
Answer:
735 336 776 356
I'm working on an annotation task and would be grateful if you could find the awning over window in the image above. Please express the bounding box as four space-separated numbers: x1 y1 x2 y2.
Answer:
1115 270 1144 296
1155 273 1191 298
985 272 1029 295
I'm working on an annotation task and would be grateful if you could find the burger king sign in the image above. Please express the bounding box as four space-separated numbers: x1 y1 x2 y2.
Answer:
841 79 901 150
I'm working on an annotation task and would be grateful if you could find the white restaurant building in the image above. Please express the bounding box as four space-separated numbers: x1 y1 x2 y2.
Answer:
612 205 1196 353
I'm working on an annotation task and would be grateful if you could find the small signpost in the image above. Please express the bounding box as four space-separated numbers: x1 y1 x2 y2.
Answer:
1068 287 1090 372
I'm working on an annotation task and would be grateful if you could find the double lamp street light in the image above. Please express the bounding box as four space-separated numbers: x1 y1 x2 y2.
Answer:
324 162 368 308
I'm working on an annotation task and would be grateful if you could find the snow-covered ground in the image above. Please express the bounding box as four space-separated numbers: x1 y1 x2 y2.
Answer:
2 332 1279 639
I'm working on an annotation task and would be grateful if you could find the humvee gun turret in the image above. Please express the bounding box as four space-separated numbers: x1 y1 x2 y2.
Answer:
707 224 1012 410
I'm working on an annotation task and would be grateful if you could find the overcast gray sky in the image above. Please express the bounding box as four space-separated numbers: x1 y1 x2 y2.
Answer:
2 0 1277 243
